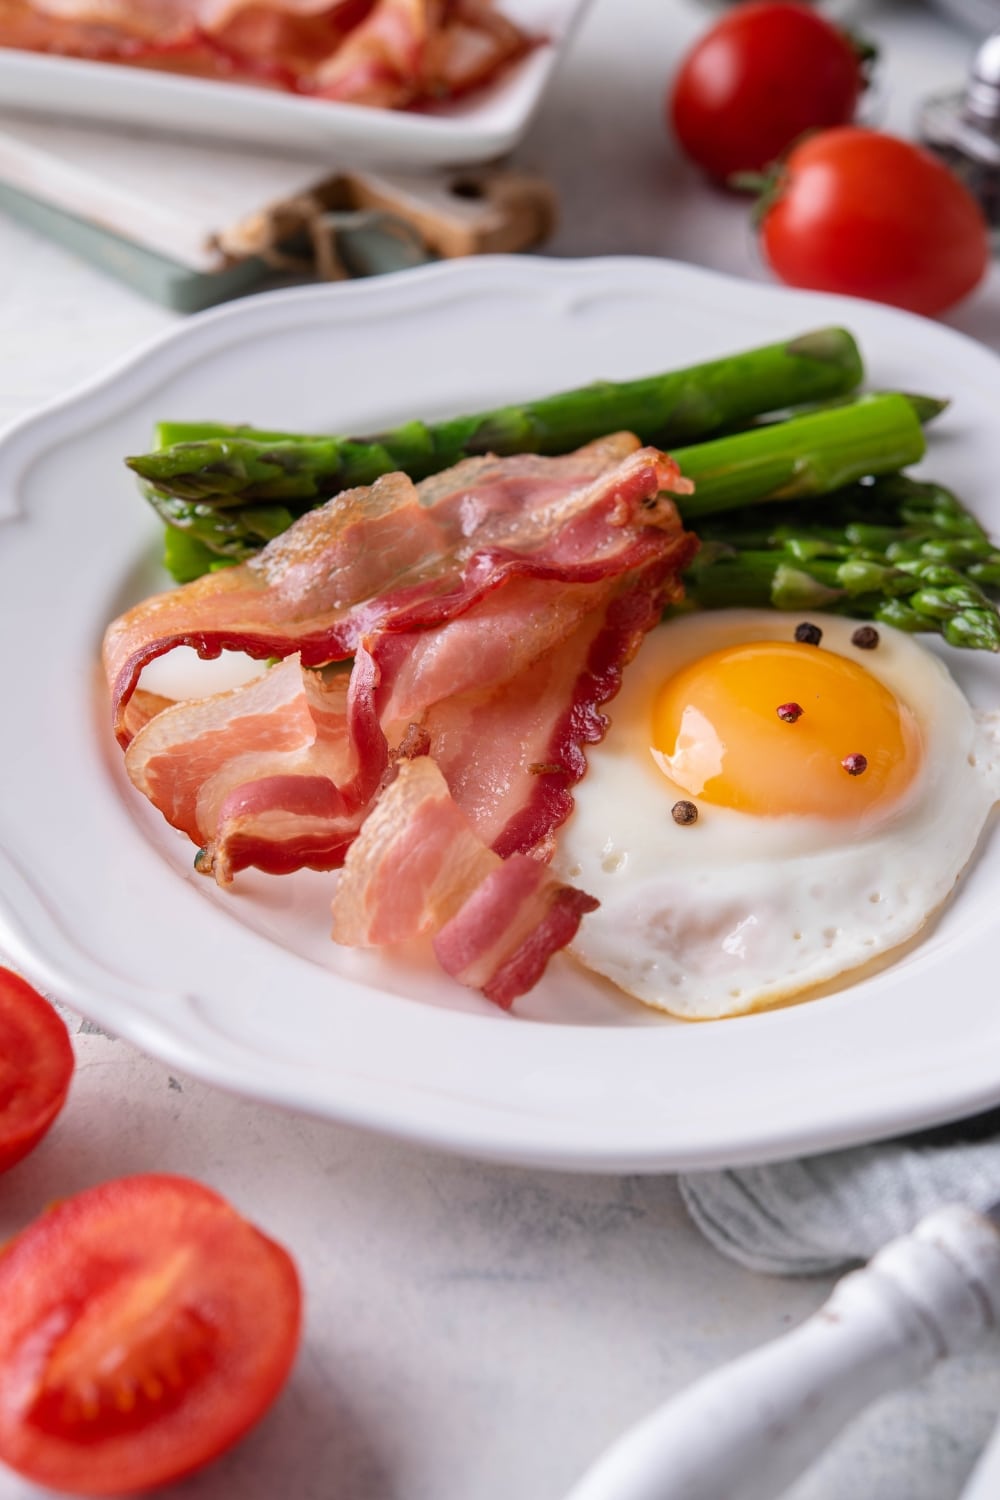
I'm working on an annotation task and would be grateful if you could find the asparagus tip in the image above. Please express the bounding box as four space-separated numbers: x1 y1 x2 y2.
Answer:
784 327 862 373
902 393 951 425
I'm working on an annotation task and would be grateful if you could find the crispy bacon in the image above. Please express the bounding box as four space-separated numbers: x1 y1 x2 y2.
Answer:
423 568 675 859
106 438 696 1007
422 0 529 100
0 0 159 53
105 435 682 746
122 655 383 882
0 0 531 105
313 0 430 105
27 0 193 38
313 0 528 105
199 0 372 87
434 858 599 1010
332 757 598 1007
331 754 498 944
200 0 365 25
110 439 694 883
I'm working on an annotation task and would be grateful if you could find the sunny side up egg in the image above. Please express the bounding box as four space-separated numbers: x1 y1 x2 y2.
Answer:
551 609 1000 1020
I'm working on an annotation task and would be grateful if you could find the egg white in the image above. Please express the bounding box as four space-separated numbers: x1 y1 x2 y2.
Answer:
551 609 1000 1019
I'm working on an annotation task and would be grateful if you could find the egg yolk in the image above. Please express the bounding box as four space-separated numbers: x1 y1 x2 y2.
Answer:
651 640 921 819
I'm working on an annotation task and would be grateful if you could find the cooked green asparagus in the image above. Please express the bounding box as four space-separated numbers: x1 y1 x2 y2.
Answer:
127 320 999 648
128 327 865 506
146 391 925 575
682 476 1000 651
674 394 925 518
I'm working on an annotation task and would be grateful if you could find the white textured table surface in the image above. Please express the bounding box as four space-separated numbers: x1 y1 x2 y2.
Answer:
3 3 1000 1499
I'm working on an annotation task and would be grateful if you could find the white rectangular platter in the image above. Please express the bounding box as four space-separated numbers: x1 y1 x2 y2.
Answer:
0 0 590 165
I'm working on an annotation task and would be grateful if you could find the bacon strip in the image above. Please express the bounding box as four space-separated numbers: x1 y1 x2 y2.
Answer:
313 0 431 105
331 754 498 944
27 0 193 39
421 564 676 858
0 0 162 53
332 756 597 1008
122 654 383 882
433 858 598 1010
196 0 372 89
422 0 529 100
313 0 528 105
200 0 365 26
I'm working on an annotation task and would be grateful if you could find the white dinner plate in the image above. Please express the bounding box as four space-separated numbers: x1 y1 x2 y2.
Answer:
3 255 1000 1173
0 0 588 165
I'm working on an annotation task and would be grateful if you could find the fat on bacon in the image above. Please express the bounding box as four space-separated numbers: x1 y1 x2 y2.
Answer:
103 435 697 1006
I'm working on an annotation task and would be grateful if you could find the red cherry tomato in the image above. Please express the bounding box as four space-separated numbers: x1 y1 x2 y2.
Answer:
670 1 863 181
758 127 989 317
0 967 74 1171
0 1174 302 1495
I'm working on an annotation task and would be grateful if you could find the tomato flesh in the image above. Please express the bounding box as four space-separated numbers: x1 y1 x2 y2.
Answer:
28 1246 216 1442
0 967 74 1171
670 1 861 180
759 128 989 317
0 1174 302 1495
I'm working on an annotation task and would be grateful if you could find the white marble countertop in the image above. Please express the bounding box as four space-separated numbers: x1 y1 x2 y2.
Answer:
3 3 1000 1498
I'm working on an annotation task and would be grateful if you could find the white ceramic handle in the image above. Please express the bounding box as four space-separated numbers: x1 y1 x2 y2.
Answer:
564 1206 1000 1500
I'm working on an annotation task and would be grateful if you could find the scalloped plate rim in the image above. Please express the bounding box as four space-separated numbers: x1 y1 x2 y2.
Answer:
3 254 1000 1172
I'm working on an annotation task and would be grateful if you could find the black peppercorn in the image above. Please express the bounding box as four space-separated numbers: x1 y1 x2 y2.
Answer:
851 625 880 650
671 799 699 826
794 621 823 646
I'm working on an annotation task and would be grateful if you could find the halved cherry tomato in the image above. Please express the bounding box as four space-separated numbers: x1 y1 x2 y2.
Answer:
670 1 864 181
0 1174 302 1495
0 967 74 1171
757 127 989 317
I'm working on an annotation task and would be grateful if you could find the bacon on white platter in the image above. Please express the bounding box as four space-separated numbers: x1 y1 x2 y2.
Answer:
313 0 529 105
104 435 696 1006
0 0 532 105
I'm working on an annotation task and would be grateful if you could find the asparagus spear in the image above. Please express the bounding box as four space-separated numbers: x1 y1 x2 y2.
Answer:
142 483 298 565
127 327 864 505
683 477 1000 651
689 474 999 558
674 394 924 518
146 391 925 573
151 390 946 454
735 391 947 432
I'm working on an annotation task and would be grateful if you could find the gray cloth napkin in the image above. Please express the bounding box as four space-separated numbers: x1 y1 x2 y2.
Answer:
677 1109 1000 1275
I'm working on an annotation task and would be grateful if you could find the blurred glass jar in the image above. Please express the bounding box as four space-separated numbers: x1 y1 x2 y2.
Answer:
919 28 1000 237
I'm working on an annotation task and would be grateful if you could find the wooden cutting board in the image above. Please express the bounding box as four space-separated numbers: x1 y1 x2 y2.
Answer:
0 111 557 311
